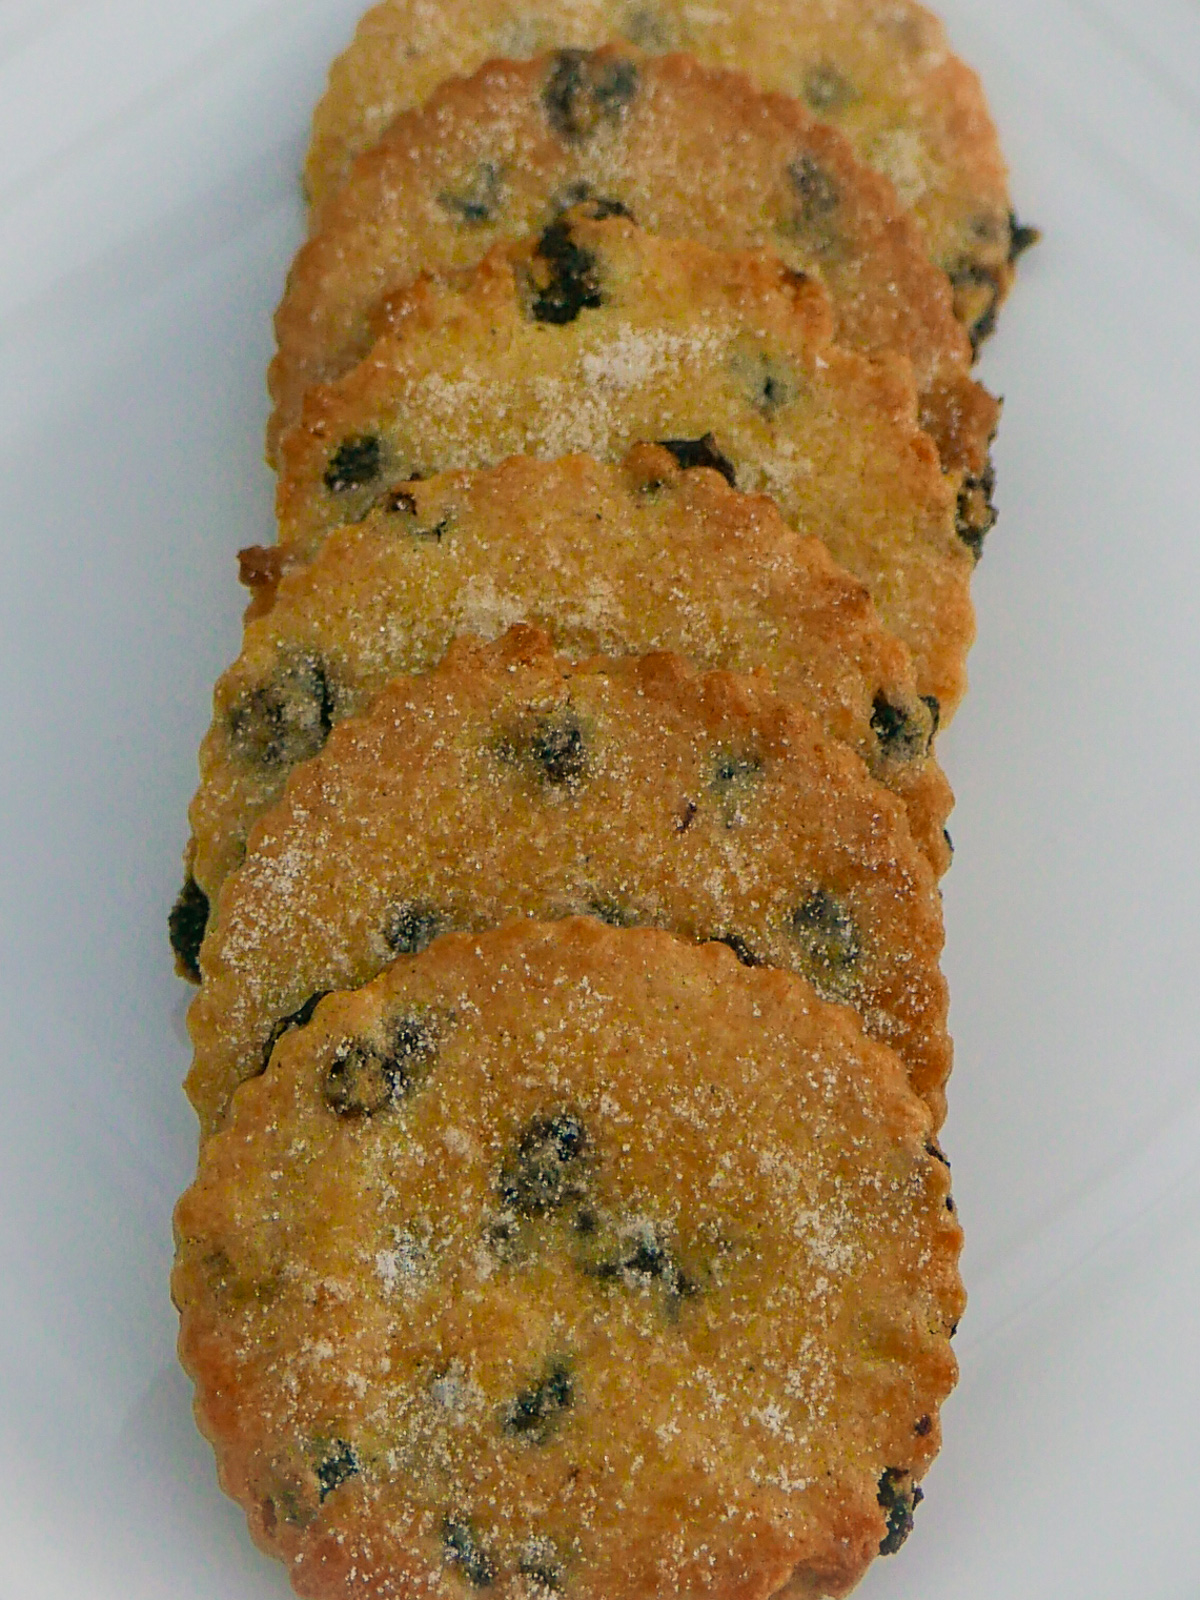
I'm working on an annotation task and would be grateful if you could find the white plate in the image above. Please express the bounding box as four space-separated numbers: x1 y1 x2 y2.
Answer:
2 2 1198 1594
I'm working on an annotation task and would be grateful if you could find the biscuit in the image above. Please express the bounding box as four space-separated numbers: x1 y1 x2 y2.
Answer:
183 445 952 930
174 916 964 1600
272 44 998 498
304 0 1020 345
185 626 950 1136
276 209 975 716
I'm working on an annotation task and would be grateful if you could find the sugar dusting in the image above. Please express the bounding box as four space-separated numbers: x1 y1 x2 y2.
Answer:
279 213 966 726
189 636 949 1154
231 1 1003 1591
192 447 950 930
179 922 961 1596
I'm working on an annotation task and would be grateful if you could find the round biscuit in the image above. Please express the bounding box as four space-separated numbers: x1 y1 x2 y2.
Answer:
175 917 964 1600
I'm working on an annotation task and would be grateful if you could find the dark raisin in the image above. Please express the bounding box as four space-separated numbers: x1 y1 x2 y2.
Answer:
788 154 840 224
655 433 737 487
228 657 335 768
482 1215 522 1262
789 891 860 987
543 49 640 143
601 1236 665 1280
582 195 633 221
587 898 640 929
530 714 587 785
437 161 503 225
713 752 762 788
921 695 942 739
956 458 998 561
591 1228 697 1302
914 1414 932 1436
384 902 444 955
550 191 634 225
169 875 209 982
870 691 933 762
970 301 999 353
518 1556 563 1593
316 1440 359 1502
503 1360 573 1442
948 263 1002 355
443 1518 497 1588
518 1535 565 1592
529 219 604 324
803 61 856 113
500 1113 589 1216
707 933 762 968
731 347 800 415
261 991 329 1074
924 1140 951 1168
1008 211 1041 263
762 373 788 409
877 1468 923 1556
943 827 954 858
323 1013 438 1116
324 434 382 493
574 1209 598 1235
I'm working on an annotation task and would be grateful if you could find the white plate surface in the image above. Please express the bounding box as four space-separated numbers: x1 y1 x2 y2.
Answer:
1 1 1199 1594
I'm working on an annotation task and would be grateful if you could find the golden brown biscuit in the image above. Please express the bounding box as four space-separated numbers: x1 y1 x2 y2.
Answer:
175 917 964 1600
272 45 998 498
179 445 951 940
304 0 1022 344
185 627 950 1136
276 209 975 716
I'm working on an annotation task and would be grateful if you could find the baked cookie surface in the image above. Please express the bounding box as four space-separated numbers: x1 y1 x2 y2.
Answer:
304 0 1017 344
186 445 951 920
276 210 975 715
175 917 964 1600
186 627 950 1136
273 45 998 491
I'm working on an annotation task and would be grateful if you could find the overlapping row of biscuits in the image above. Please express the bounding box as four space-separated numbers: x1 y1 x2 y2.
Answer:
170 5 1032 1596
